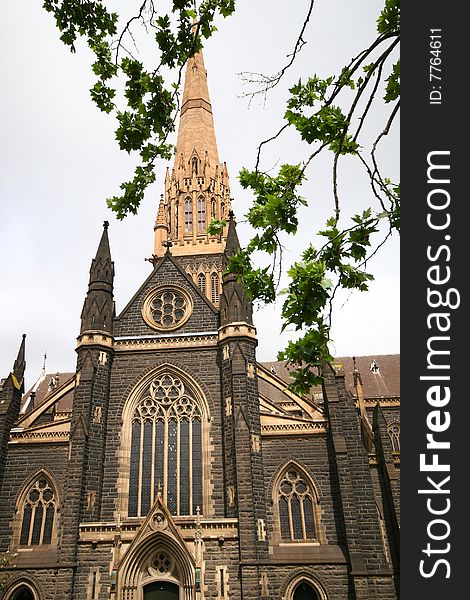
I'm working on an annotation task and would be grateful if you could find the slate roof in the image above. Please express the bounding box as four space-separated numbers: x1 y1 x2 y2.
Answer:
20 372 75 415
260 354 400 400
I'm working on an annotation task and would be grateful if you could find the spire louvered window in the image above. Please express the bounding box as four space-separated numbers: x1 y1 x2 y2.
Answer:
197 196 206 232
210 272 219 305
184 198 193 233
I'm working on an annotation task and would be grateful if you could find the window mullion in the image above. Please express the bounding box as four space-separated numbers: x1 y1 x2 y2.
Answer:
189 418 193 516
163 414 169 505
287 494 294 541
39 501 46 545
138 417 144 517
28 504 35 545
176 417 181 516
151 417 156 507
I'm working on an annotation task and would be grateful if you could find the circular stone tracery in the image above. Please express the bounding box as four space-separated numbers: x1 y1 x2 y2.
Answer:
142 286 192 331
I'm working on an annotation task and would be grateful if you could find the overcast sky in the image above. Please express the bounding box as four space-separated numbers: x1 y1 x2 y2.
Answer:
0 1 399 389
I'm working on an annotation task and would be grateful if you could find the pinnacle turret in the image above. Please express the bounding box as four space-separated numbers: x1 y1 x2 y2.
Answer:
220 214 253 326
80 222 115 336
13 333 26 384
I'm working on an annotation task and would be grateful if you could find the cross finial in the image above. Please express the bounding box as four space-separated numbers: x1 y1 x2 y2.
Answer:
103 220 109 230
157 480 163 496
162 240 173 255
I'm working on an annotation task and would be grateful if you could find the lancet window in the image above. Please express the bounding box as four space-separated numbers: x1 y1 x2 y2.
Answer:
19 475 56 546
388 422 400 452
210 273 220 305
128 373 203 518
184 198 193 233
197 196 206 232
197 272 206 294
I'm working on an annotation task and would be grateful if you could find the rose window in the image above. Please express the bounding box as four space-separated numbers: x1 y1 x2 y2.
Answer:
143 286 192 331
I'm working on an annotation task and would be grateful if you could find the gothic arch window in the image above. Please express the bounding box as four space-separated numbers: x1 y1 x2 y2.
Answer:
284 574 327 600
191 156 198 175
197 196 206 232
210 273 219 305
276 466 318 542
18 474 57 547
127 373 205 518
4 582 39 600
175 201 180 236
388 422 400 452
293 581 320 600
210 197 216 220
184 197 193 233
197 272 206 294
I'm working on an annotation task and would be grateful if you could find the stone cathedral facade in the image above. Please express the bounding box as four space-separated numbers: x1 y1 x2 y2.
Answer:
0 52 400 600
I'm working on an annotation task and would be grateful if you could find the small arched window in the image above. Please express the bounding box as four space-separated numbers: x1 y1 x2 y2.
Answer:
128 373 204 518
210 273 220 305
5 584 38 600
293 581 320 600
184 197 193 233
388 422 400 452
277 467 317 541
197 272 206 294
19 475 56 546
191 156 198 175
197 196 206 232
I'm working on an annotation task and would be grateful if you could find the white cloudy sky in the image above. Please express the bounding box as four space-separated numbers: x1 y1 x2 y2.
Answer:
0 1 399 389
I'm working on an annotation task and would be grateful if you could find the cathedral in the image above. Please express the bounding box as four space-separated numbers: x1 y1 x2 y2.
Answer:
0 52 400 600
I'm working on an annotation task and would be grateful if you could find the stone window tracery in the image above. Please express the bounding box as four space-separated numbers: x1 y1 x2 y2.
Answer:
18 476 56 546
128 374 203 518
277 468 317 542
142 286 192 331
388 422 400 452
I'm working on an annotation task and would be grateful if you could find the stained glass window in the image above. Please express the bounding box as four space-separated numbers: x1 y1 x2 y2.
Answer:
19 476 56 546
128 373 204 517
277 467 317 541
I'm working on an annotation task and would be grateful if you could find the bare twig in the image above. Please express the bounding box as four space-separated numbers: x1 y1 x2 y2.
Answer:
239 0 315 103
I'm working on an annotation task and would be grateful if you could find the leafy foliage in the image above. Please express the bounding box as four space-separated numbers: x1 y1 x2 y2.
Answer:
43 0 236 218
43 0 400 395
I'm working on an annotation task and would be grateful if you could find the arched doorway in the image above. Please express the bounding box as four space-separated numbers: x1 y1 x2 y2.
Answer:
9 587 36 600
143 581 179 600
293 581 320 600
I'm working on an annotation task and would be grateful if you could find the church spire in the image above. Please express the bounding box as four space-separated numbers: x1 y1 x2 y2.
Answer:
176 50 220 170
154 50 232 259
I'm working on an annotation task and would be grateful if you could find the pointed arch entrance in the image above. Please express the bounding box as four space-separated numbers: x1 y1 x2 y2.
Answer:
143 581 179 599
116 496 197 600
